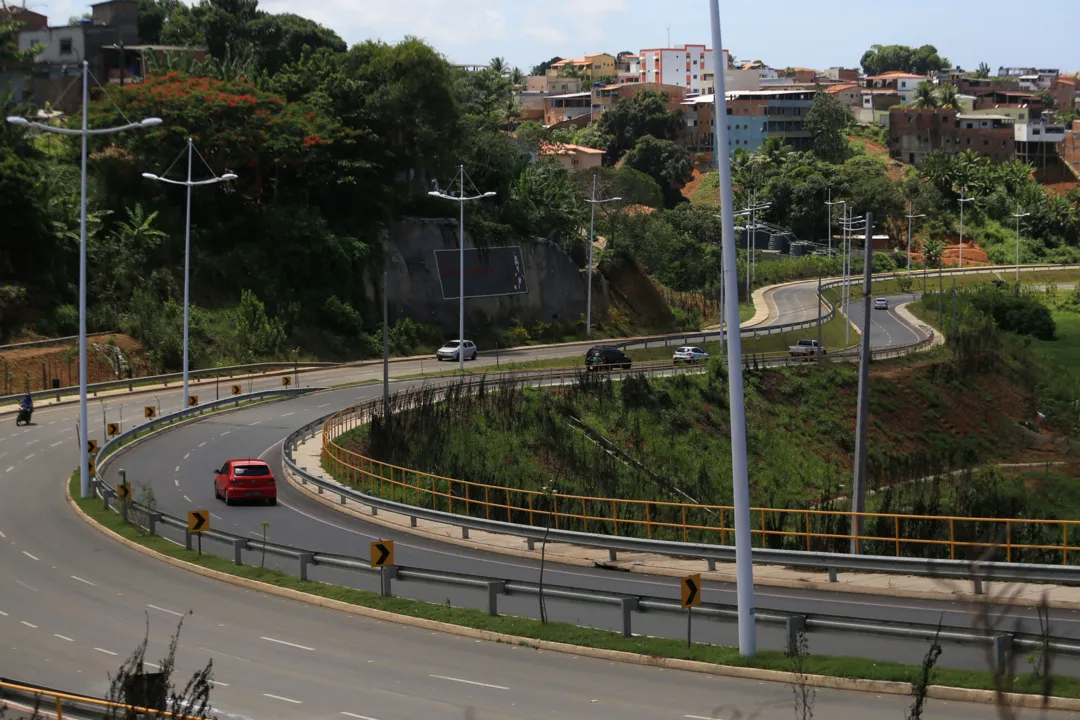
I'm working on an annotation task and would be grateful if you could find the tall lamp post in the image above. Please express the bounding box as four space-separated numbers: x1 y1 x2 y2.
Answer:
839 209 867 347
584 174 621 336
905 202 925 271
710 0 756 658
142 138 237 409
1012 207 1030 283
957 186 976 269
429 166 496 372
7 60 161 500
825 190 843 257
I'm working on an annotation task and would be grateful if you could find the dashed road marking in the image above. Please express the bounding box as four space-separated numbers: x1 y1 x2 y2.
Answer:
20 621 37 629
184 453 190 460
260 636 314 651
21 551 38 561
71 576 97 587
183 495 192 503
341 714 380 720
263 694 301 704
281 412 294 417
175 465 180 473
199 442 207 447
147 604 184 617
51 441 63 447
248 421 261 426
94 648 118 656
429 674 508 690
54 634 74 642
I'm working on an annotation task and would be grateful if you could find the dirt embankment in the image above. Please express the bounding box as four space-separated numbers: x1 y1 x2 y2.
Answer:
0 334 148 394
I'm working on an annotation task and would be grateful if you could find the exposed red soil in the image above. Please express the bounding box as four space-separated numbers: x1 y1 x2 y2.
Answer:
0 334 148 394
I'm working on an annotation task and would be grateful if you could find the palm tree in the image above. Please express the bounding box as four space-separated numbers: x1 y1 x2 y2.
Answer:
509 66 525 89
936 83 961 110
756 136 792 171
975 62 991 79
910 81 939 109
489 57 507 76
921 236 946 268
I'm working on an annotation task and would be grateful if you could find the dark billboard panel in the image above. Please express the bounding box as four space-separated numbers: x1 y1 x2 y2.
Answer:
434 246 529 300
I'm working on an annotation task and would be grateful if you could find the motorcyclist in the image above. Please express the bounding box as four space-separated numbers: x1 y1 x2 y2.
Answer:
20 393 33 412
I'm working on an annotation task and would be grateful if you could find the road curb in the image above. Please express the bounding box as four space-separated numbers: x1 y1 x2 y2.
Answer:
65 475 1080 711
283 455 1080 612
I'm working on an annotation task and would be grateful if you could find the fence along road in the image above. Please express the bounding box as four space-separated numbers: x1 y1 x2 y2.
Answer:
0 263 1074 716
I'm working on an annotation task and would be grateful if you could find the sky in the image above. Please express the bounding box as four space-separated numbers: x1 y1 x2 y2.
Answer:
30 0 1080 74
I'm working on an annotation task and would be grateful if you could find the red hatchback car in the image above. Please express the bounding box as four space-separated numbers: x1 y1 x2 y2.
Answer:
214 459 277 506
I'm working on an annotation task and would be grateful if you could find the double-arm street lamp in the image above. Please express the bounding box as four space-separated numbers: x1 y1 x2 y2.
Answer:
428 166 496 372
142 138 237 409
1012 207 1031 283
7 60 161 500
905 202 926 271
584 174 621 336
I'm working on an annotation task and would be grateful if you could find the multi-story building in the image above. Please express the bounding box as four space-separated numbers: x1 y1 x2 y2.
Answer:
526 75 584 94
862 71 928 104
1018 69 1058 92
823 67 860 82
638 44 726 95
1051 74 1079 111
679 88 816 156
999 66 1036 78
548 53 616 80
591 82 685 115
888 108 1015 165
854 89 901 125
825 82 861 108
543 91 592 126
616 53 642 85
1014 114 1067 170
1063 120 1080 179
973 89 1046 114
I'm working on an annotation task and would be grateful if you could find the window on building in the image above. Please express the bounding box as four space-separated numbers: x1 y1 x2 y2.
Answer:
60 37 73 54
984 139 989 146
966 137 972 145
1033 128 1041 135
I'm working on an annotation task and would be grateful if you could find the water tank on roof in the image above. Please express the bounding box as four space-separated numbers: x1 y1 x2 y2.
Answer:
768 234 789 254
790 242 809 257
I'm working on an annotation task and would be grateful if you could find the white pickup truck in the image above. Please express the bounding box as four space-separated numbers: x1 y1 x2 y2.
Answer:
788 339 826 358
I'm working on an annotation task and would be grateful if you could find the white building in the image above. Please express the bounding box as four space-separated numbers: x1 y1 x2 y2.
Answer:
1018 70 1058 91
639 45 727 95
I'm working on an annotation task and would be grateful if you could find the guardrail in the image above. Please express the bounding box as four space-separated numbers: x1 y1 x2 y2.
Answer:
0 677 207 720
85 402 1080 665
4 360 337 408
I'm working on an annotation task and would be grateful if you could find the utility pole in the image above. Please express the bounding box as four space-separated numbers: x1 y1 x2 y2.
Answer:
905 202 925 272
1012 207 1030 284
382 270 389 412
816 272 823 362
825 191 844 258
851 213 874 555
710 0 756 658
584 174 621 337
958 186 975 269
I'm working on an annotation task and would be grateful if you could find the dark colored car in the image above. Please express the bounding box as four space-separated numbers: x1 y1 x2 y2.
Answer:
585 345 631 371
214 459 277 506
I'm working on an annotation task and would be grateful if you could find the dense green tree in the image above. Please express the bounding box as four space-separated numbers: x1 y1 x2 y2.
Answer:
247 12 346 75
529 56 563 76
910 81 940 109
803 89 852 163
860 44 950 76
623 135 692 208
975 62 991 79
595 90 682 163
936 83 961 110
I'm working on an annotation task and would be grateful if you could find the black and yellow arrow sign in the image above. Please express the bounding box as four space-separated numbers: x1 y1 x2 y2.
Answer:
87 457 96 475
281 376 291 387
187 510 209 533
370 540 394 568
117 482 131 501
188 395 199 407
681 573 701 609
107 422 120 437
87 439 98 455
231 385 242 396
144 406 156 419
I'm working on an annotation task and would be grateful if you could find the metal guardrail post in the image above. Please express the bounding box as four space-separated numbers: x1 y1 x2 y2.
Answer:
380 566 396 597
299 552 314 581
184 528 192 551
828 568 838 583
101 488 114 511
994 634 1013 673
620 597 639 638
608 549 617 562
786 615 806 656
147 512 158 536
233 539 247 565
486 581 505 616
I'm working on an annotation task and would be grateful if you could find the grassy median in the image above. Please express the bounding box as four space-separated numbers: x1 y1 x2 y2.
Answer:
70 472 1080 699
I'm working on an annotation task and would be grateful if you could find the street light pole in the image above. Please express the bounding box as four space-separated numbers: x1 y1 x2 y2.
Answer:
142 139 237 409
825 191 844 257
584 174 621 337
839 209 867 348
710 0 756 658
1012 207 1030 284
8 60 161 500
428 168 496 372
958 186 975 269
905 201 925 272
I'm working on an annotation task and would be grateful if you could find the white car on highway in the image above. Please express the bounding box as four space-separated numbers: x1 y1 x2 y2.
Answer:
436 339 477 362
874 298 889 310
673 346 709 364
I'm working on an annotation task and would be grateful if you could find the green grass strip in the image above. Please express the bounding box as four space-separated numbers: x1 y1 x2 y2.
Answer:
69 473 1080 698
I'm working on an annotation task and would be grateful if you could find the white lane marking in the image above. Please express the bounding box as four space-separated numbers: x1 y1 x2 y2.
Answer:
21 551 38 561
0 610 6 616
221 431 230 436
341 714 380 720
71 575 97 587
175 466 180 473
260 636 314 651
54 634 74 642
686 715 724 720
210 513 223 520
25 439 39 446
0 530 5 538
51 441 63 447
317 403 331 408
4 466 12 473
23 454 34 460
16 581 38 592
248 421 261 426
94 647 118 656
147 604 184 617
20 621 37 629
429 675 508 690
174 479 179 487
198 442 207 447
184 453 190 460
199 647 250 662
281 412 294 417
143 661 161 669
263 694 302 704
183 495 192 503
211 680 229 687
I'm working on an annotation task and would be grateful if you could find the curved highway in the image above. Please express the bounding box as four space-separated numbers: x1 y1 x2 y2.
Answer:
2 278 1076 720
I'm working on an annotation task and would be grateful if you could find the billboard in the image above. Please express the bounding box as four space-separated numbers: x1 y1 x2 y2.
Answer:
434 246 529 300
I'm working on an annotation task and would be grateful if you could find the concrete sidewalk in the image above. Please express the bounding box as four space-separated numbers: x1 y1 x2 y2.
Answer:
286 432 1080 610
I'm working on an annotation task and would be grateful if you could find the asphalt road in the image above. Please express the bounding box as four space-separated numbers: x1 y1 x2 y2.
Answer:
3 279 1077 720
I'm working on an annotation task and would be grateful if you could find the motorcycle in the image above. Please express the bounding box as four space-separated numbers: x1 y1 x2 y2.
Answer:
16 407 32 426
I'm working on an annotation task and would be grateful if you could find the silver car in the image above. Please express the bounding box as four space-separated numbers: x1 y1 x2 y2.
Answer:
436 340 477 361
874 298 889 310
673 346 709 364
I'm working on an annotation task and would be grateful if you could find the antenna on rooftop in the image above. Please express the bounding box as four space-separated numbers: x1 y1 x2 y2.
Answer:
667 26 671 48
